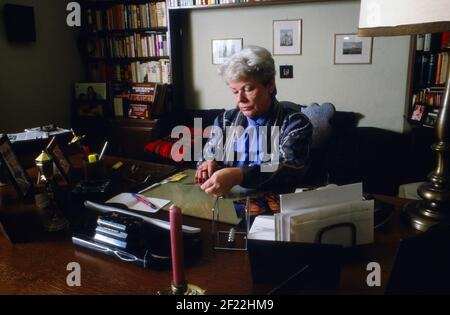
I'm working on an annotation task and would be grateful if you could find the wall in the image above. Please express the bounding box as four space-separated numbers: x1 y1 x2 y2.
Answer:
183 0 411 132
0 0 84 133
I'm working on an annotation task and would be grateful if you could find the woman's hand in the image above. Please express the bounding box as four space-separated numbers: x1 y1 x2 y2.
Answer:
200 167 243 196
195 160 222 184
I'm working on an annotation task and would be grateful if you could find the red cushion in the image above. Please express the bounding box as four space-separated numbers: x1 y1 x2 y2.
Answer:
144 127 204 162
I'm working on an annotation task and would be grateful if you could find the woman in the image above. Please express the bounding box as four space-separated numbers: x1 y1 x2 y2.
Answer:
196 45 312 196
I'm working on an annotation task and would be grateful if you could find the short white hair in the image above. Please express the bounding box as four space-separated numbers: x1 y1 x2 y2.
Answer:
218 45 276 85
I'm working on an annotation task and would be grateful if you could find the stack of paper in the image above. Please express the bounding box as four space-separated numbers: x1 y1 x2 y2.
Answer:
276 183 373 247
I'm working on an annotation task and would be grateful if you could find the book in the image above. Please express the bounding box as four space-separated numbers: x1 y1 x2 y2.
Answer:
128 103 150 119
129 82 157 103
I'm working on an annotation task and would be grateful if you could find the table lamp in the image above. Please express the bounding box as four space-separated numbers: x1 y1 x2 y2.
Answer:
358 0 450 231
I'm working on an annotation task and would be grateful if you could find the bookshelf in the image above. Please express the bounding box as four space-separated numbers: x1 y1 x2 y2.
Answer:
407 32 449 129
74 0 171 159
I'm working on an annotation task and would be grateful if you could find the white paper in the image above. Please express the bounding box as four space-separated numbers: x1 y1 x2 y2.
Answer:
248 215 275 241
281 182 363 213
106 192 170 214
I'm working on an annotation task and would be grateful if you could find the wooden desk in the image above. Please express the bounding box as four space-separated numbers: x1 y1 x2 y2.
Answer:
0 178 418 295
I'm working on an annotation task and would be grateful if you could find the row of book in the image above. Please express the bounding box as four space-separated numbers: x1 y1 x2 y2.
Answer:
89 33 168 59
74 82 168 120
169 0 251 6
416 32 450 52
86 2 167 32
411 87 445 109
88 59 172 84
414 52 449 87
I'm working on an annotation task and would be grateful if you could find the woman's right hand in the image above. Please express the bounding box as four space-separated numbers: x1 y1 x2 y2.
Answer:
195 160 221 184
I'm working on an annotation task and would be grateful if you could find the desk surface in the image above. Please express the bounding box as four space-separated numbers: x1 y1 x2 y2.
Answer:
0 157 418 294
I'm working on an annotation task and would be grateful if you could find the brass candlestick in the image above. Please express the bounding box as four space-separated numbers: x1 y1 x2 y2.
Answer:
157 282 205 295
35 151 68 232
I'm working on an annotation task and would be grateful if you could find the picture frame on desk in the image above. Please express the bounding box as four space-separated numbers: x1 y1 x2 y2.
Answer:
0 134 33 199
45 136 72 184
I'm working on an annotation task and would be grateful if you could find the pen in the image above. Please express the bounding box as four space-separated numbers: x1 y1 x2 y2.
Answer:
99 141 108 161
131 193 157 210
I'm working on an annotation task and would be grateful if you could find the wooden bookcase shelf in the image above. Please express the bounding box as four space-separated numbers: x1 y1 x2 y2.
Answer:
406 32 449 129
75 0 170 159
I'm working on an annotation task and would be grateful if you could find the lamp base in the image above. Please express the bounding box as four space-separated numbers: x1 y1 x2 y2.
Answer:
403 200 450 232
44 213 69 232
157 282 205 295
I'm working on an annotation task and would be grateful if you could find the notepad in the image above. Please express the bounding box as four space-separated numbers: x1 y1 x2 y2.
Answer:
106 192 170 214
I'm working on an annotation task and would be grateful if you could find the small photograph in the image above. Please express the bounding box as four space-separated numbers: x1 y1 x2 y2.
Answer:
74 82 107 101
46 136 72 183
74 82 107 117
343 41 362 55
273 19 302 55
280 65 293 79
212 38 243 65
423 112 438 127
334 33 372 64
0 135 32 198
411 104 426 122
280 29 293 47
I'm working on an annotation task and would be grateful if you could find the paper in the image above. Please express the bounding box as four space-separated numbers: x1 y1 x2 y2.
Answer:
141 169 240 225
278 183 374 246
7 127 70 143
248 215 275 241
281 182 363 212
106 192 170 214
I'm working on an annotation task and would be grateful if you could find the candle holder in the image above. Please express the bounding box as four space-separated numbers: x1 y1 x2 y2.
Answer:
157 282 205 295
35 151 68 232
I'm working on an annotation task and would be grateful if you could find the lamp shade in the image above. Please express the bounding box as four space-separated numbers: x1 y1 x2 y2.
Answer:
358 0 450 36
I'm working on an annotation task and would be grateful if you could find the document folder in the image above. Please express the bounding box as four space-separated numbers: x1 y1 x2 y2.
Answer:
248 239 342 294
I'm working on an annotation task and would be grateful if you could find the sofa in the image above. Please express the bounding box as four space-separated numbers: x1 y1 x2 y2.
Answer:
144 102 420 196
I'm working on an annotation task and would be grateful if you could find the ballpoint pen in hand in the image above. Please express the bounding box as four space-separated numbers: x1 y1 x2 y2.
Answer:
131 193 157 210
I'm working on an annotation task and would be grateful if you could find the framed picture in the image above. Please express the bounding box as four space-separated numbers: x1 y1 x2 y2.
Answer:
280 65 294 79
74 82 107 117
273 19 302 55
212 38 243 65
423 111 438 127
410 104 426 122
334 33 373 64
0 134 32 199
45 136 72 183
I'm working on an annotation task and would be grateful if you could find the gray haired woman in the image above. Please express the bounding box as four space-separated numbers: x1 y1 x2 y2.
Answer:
196 45 312 198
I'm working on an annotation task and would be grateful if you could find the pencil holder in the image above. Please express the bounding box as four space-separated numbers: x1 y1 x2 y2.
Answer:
83 159 106 181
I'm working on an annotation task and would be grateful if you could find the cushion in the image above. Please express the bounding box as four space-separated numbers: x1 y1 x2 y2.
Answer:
302 102 336 149
144 127 203 162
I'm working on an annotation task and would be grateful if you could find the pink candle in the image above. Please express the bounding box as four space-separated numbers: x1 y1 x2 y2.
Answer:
169 205 185 286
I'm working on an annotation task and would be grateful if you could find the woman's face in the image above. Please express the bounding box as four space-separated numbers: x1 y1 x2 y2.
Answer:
228 77 274 119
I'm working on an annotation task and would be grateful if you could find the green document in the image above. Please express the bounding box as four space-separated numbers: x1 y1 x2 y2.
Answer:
141 169 249 225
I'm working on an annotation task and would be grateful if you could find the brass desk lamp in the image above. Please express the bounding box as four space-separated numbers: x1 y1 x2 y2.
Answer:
358 0 450 231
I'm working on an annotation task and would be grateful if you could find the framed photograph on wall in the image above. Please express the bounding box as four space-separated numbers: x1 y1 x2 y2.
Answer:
212 38 243 65
273 19 302 55
0 134 32 199
334 33 373 64
45 136 72 184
